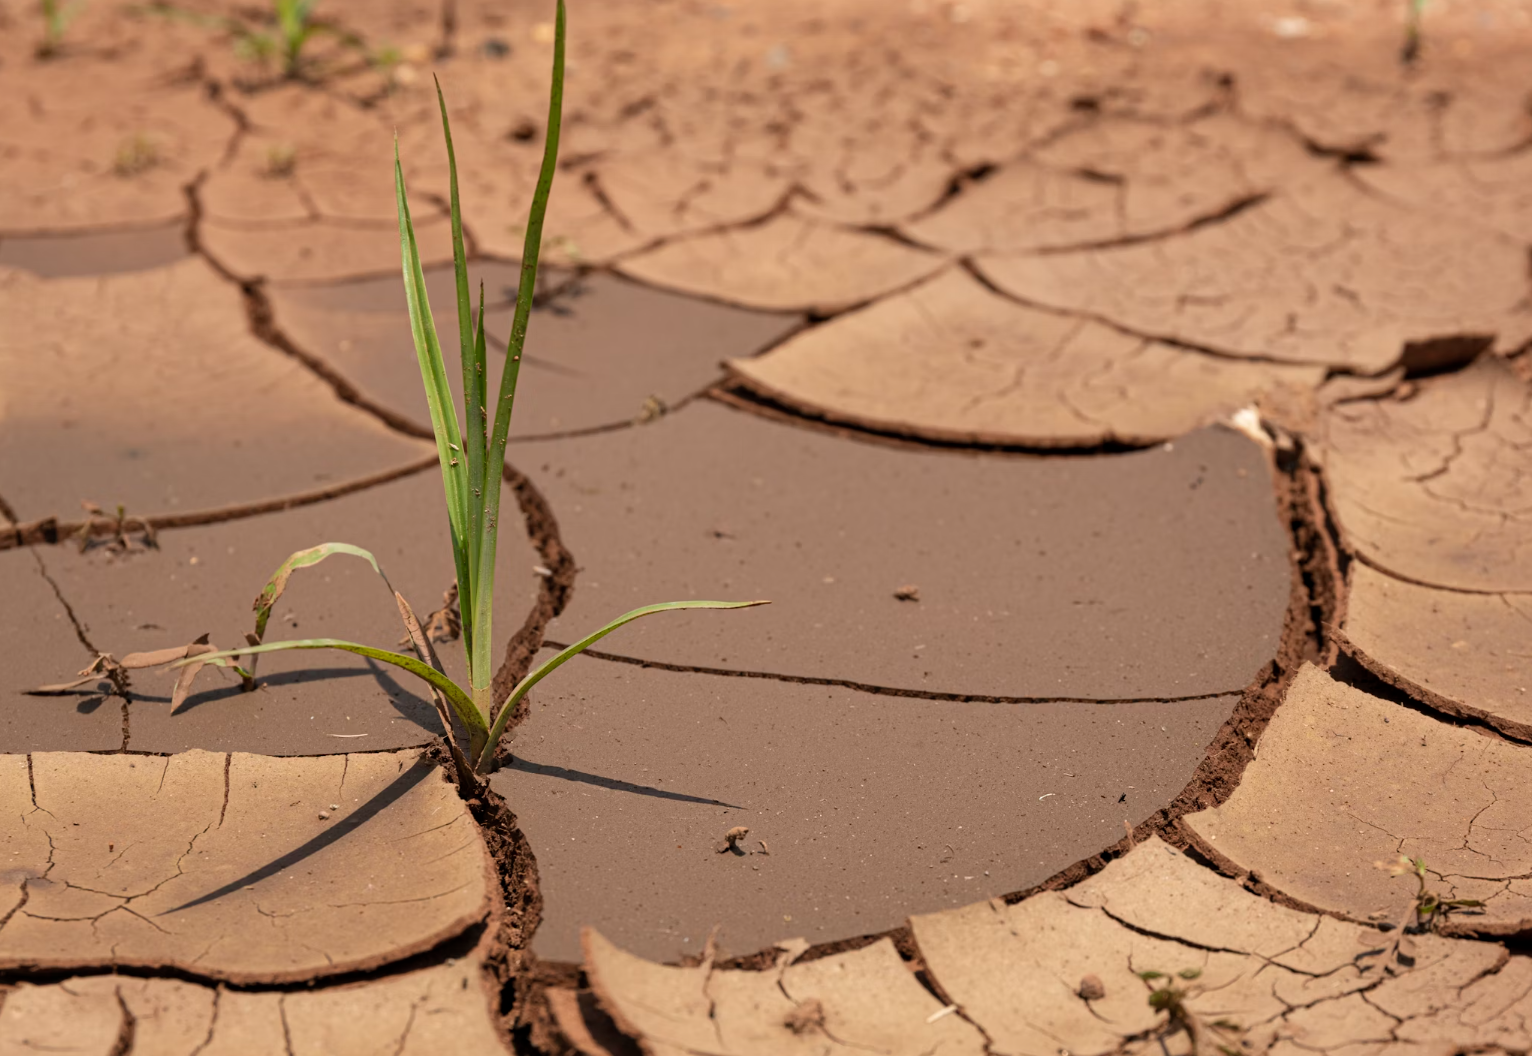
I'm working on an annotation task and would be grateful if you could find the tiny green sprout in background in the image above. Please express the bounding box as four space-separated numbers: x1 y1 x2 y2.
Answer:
1377 854 1484 932
112 132 159 177
166 0 766 791
144 0 364 81
1136 968 1244 1056
1402 0 1427 64
37 0 84 58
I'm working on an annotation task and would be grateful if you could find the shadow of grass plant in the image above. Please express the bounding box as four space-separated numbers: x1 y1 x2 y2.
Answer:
168 0 765 790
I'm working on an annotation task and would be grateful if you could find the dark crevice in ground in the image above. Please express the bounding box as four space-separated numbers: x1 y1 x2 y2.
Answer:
1331 648 1532 747
0 922 485 994
539 643 1246 706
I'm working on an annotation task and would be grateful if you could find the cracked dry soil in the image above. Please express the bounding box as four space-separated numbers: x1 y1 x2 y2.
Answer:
4 0 1532 1053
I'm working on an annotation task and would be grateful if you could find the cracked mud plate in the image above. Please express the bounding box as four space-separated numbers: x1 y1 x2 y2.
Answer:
0 749 491 982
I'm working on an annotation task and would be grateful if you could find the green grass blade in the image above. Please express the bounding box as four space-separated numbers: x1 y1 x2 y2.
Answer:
474 598 767 772
434 78 485 666
472 0 565 700
394 140 475 666
178 638 488 742
251 542 393 642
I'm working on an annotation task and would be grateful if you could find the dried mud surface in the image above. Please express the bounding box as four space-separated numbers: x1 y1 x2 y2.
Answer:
4 0 1532 1051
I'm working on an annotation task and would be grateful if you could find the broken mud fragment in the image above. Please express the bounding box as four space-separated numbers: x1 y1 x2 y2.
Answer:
1341 562 1532 742
911 836 1508 1056
496 652 1234 963
583 928 985 1056
0 257 426 517
976 175 1532 374
1183 664 1532 937
1320 355 1532 593
617 212 944 314
730 267 1324 447
0 956 508 1055
0 749 491 982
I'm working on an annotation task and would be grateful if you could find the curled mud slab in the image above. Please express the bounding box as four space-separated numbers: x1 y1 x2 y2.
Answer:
531 401 1290 701
271 262 801 440
729 267 1324 447
5 472 538 756
1182 664 1532 938
975 175 1532 374
0 749 490 982
584 928 987 1056
901 113 1315 256
0 956 508 1056
0 257 426 517
576 836 1529 1056
1320 355 1532 593
498 653 1235 962
617 212 945 314
1341 562 1532 742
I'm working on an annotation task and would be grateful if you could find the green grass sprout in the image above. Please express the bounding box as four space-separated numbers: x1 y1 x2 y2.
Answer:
164 0 767 788
1368 854 1484 972
36 0 84 58
1136 969 1244 1056
1402 0 1427 64
144 0 362 80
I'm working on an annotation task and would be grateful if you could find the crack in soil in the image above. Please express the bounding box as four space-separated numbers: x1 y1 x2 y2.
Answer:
0 455 439 553
537 644 1248 706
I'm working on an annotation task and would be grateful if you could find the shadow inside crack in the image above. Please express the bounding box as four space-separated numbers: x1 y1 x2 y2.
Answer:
160 757 436 916
506 755 744 809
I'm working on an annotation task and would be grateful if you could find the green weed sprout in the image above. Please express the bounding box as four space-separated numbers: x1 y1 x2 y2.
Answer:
145 0 357 79
1136 969 1243 1056
171 0 765 787
37 0 84 58
1402 0 1427 63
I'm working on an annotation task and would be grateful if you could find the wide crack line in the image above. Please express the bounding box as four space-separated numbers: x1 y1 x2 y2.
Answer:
538 643 1248 706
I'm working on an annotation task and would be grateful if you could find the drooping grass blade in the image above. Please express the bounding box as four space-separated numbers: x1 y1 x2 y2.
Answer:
177 638 490 755
473 598 767 772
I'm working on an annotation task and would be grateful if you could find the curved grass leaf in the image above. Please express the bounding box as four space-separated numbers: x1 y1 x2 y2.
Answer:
176 638 488 749
474 598 768 772
252 542 393 641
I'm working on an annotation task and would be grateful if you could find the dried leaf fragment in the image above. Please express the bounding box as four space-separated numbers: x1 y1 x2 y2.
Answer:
784 997 826 1035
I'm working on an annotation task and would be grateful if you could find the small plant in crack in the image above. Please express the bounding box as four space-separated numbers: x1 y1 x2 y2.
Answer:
1401 0 1427 64
143 0 764 793
36 0 85 58
144 0 363 81
1365 855 1484 970
1136 969 1244 1056
112 133 160 178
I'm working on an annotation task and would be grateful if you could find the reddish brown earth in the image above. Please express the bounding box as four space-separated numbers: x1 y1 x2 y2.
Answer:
3 0 1532 1052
